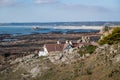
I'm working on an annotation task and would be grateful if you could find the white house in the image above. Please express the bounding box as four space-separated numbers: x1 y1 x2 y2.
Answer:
38 39 98 57
38 43 72 57
38 51 47 56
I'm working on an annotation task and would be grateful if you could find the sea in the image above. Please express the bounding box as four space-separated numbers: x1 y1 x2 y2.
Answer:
0 22 120 36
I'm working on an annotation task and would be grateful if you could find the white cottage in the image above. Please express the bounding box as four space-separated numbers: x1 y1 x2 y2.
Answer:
38 43 72 56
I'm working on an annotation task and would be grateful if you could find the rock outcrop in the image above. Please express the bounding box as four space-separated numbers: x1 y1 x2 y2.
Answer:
0 43 120 80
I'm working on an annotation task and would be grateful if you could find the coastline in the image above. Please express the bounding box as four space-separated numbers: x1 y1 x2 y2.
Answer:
54 26 103 30
0 26 101 36
0 33 101 59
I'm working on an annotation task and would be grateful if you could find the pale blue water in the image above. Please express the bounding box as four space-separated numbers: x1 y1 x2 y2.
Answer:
0 26 99 36
0 21 120 35
0 26 53 35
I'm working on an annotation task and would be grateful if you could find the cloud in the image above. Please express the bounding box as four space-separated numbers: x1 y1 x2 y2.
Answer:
0 0 24 7
0 0 16 6
60 4 110 13
35 0 57 4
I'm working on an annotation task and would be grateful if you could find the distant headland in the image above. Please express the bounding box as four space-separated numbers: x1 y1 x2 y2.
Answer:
0 21 120 26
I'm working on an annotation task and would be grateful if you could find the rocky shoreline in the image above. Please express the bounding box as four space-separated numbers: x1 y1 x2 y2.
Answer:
0 33 101 67
0 30 120 80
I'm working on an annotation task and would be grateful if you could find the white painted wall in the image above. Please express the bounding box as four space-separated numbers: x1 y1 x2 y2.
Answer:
38 51 48 56
44 47 48 54
38 45 49 56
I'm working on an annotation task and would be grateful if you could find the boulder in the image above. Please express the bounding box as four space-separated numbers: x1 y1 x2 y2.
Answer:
30 66 41 77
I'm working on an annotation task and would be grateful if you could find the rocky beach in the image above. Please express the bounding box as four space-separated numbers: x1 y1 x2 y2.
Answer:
0 33 101 56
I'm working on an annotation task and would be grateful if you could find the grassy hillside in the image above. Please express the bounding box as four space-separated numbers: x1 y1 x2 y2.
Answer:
0 43 120 80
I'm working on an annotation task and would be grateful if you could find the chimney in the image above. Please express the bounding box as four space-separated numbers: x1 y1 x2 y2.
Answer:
57 41 60 44
66 40 68 44
69 41 72 45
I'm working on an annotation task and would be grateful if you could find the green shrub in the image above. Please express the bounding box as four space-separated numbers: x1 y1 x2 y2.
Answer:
78 45 97 56
85 45 97 54
98 27 120 45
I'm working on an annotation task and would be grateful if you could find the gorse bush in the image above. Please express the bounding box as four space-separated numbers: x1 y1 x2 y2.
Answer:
98 27 120 45
78 45 97 56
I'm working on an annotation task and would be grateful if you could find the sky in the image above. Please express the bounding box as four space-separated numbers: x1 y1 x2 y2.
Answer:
0 0 120 23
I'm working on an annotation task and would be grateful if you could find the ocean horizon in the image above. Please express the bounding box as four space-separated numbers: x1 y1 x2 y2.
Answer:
0 22 120 35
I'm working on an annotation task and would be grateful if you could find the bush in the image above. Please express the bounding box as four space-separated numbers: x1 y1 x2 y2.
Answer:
98 27 120 45
78 45 97 56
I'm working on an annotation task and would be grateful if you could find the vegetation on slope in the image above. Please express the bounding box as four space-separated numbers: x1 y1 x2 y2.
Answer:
78 45 97 56
0 43 120 80
98 27 120 45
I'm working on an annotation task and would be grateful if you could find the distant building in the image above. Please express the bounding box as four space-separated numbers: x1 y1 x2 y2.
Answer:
38 39 98 56
38 43 72 56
